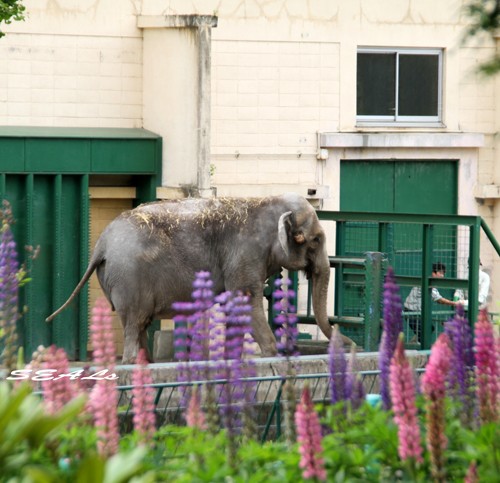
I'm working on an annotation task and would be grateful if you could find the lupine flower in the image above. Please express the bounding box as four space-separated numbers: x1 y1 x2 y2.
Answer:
474 309 499 424
444 305 475 427
273 277 299 445
273 277 299 357
186 384 207 431
295 386 327 481
41 345 78 414
346 343 365 410
421 333 452 483
328 325 349 404
88 298 119 457
173 272 216 407
90 297 116 369
379 267 403 410
214 290 255 437
464 461 478 483
89 378 120 457
0 210 20 371
389 335 423 464
131 348 156 442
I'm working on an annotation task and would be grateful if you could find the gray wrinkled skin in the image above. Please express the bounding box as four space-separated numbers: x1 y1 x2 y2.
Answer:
47 193 351 363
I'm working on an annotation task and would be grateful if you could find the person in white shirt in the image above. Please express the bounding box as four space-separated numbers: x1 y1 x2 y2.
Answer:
455 261 490 310
404 262 458 343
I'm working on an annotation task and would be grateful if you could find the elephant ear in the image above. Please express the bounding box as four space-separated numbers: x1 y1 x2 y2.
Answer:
278 211 293 256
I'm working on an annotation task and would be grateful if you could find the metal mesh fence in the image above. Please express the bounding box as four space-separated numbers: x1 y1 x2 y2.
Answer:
116 368 425 442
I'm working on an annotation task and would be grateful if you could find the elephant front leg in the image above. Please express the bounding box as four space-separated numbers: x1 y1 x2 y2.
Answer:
250 297 278 357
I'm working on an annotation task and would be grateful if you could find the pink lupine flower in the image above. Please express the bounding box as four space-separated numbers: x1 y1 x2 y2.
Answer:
186 385 207 431
88 298 119 457
90 297 116 369
474 309 499 424
41 345 77 414
89 378 120 457
131 349 156 442
295 386 327 481
389 336 423 464
464 461 478 483
421 333 452 483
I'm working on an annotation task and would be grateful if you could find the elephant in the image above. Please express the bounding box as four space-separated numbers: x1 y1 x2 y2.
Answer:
46 193 353 364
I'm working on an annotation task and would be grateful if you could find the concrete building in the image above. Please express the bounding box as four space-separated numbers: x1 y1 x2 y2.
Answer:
1 0 498 356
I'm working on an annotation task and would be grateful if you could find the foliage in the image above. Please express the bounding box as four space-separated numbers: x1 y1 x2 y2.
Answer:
463 0 500 75
0 0 25 38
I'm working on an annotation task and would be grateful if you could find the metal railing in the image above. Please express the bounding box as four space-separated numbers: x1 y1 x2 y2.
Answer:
291 211 500 350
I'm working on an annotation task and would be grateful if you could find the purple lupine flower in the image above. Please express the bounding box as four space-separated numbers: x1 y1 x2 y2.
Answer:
273 277 299 445
273 278 299 357
328 325 349 404
0 210 20 371
422 333 452 483
41 345 78 414
474 309 499 424
444 305 475 426
131 348 156 443
379 266 403 410
214 290 255 436
173 272 217 407
88 298 119 457
389 335 423 464
295 386 327 481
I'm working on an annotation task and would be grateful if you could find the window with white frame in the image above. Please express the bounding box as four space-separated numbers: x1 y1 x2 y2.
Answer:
356 48 443 124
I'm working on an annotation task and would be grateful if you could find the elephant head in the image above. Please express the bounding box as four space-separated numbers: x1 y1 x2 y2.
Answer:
277 202 333 341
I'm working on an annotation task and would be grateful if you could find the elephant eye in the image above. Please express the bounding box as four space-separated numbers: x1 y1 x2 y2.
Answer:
313 236 321 243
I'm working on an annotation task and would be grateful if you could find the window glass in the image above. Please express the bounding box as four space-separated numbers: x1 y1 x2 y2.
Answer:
398 54 439 117
357 53 395 116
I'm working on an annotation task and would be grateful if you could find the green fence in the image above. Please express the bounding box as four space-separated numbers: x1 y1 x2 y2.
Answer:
293 211 500 351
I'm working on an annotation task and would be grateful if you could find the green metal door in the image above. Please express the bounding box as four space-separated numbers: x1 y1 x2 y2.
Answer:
339 160 458 315
0 127 162 360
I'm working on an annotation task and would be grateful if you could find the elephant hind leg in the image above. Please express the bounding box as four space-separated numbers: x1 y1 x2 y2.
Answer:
120 311 151 365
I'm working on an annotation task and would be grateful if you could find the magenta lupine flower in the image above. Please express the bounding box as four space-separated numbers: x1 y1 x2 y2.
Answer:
273 278 299 357
421 333 452 483
389 336 423 464
328 325 349 404
0 211 20 370
89 378 120 457
444 305 475 426
186 385 207 431
90 297 116 369
295 386 327 481
464 461 478 483
474 309 499 424
88 298 119 457
41 345 78 414
131 348 156 443
379 267 403 410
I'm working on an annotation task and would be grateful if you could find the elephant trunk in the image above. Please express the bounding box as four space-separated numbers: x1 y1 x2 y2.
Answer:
312 246 332 340
312 246 354 346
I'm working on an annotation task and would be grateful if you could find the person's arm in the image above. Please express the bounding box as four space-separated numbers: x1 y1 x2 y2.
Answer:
432 288 457 307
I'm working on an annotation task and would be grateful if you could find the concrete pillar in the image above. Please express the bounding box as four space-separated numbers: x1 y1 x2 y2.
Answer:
138 15 217 198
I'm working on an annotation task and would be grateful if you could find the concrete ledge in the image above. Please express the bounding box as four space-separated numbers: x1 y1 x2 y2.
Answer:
320 132 484 149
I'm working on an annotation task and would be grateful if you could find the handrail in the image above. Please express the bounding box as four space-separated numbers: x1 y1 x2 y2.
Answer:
481 218 500 257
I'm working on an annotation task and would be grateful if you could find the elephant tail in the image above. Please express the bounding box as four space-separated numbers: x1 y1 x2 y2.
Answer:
45 254 103 323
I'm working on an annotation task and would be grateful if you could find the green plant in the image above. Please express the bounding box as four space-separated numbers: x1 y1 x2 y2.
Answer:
0 0 25 38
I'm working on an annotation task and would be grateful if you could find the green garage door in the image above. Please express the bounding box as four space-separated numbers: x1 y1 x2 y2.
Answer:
0 127 162 360
339 160 458 315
